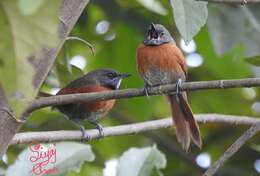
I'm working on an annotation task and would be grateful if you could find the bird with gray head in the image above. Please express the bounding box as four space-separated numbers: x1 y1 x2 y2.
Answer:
143 23 175 46
41 68 130 140
137 23 202 151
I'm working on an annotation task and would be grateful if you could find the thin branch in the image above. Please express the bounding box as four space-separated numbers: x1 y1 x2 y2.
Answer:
22 78 260 120
196 0 260 4
66 36 95 56
203 121 260 176
11 114 260 145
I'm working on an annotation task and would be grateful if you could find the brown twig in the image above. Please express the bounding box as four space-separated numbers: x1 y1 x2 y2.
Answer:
11 114 260 145
21 78 260 120
203 121 260 176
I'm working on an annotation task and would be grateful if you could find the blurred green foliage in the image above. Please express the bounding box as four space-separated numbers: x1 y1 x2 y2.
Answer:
1 0 260 175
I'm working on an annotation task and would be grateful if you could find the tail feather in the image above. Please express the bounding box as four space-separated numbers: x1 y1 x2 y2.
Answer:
178 93 202 148
168 94 191 151
168 92 202 151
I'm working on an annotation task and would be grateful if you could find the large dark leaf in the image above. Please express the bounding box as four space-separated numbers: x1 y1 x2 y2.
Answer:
0 0 61 115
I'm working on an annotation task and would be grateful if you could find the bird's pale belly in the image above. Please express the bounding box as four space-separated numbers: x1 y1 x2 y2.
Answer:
142 65 185 86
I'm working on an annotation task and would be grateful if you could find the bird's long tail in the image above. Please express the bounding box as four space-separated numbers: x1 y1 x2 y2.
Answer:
167 92 202 151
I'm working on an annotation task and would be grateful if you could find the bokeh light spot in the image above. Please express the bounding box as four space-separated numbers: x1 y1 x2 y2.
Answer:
96 20 110 35
242 88 257 100
186 53 203 68
70 55 87 70
50 88 60 95
251 102 260 113
103 159 118 176
180 39 197 53
104 32 116 41
196 153 211 168
254 159 260 173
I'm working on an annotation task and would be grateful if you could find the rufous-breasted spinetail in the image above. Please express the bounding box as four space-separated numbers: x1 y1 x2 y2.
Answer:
136 23 202 151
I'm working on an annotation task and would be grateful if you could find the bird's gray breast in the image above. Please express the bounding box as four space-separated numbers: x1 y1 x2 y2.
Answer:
142 65 185 86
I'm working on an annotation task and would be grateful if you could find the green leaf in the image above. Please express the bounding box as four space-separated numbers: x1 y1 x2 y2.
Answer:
208 5 260 56
137 0 167 16
0 0 61 115
244 55 260 66
170 0 208 44
116 145 166 176
6 142 95 176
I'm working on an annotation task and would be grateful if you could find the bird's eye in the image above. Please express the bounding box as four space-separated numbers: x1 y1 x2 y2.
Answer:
160 32 165 36
107 72 117 78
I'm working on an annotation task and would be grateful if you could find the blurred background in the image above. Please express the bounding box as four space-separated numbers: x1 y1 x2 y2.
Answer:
2 0 260 175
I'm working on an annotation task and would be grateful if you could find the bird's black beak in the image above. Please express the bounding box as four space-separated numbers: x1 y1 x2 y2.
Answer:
119 73 131 79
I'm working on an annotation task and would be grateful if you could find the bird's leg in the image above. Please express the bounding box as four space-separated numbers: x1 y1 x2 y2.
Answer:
90 122 104 139
80 125 93 142
175 79 182 103
78 125 91 142
175 79 182 95
72 120 90 142
144 83 152 97
175 79 190 117
96 123 105 139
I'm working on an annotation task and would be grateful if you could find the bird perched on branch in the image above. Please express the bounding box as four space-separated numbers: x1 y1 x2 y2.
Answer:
136 23 202 151
40 68 130 140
